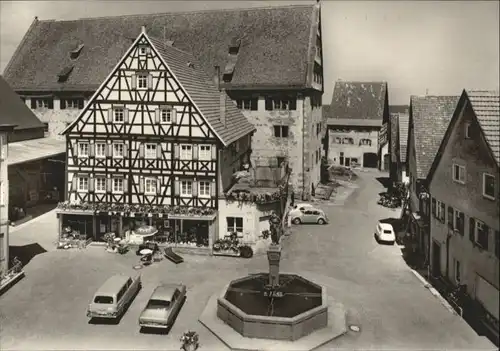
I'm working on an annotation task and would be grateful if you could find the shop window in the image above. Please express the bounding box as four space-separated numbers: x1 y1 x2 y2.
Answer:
227 217 243 235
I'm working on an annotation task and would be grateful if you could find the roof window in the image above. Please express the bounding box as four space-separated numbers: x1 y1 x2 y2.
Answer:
58 65 74 82
228 37 241 55
70 44 84 59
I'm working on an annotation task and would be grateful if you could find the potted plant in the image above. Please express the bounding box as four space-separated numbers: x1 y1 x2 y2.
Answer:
180 330 199 351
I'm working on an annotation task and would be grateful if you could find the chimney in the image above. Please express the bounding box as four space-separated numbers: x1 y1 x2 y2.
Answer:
141 25 146 34
214 65 226 126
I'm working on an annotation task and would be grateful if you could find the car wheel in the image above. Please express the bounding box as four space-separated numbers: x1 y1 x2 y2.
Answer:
293 218 301 225
317 218 325 225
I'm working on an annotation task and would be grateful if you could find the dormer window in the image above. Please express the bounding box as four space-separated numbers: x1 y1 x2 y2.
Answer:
58 65 74 83
228 37 241 55
31 98 53 110
70 44 84 60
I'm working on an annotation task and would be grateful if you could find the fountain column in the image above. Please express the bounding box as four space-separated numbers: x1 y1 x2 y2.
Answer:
267 244 281 287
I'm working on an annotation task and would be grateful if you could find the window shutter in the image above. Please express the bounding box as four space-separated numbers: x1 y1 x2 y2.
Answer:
60 99 66 110
107 108 113 123
211 146 217 160
78 99 84 109
192 180 198 197
211 179 216 197
146 47 151 55
107 178 112 193
290 98 297 111
447 206 453 229
124 109 129 123
156 145 162 159
30 98 36 109
155 109 160 124
139 176 144 193
106 144 112 158
265 98 273 111
123 178 128 194
131 74 137 90
175 179 180 195
89 177 95 192
172 109 177 124
251 98 258 111
139 144 145 158
123 143 128 157
89 143 95 157
192 145 198 160
459 212 465 235
483 224 489 250
74 142 79 157
147 74 153 90
156 177 162 194
48 98 54 109
174 144 180 159
469 217 475 242
71 176 77 191
431 198 436 217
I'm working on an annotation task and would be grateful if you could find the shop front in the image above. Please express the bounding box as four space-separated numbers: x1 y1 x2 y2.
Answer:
56 202 217 254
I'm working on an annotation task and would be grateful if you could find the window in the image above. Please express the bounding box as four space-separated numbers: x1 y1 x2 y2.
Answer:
114 108 124 123
265 97 296 111
465 123 471 139
313 72 323 84
482 173 495 200
236 99 257 111
34 98 51 109
436 200 446 222
474 219 489 249
95 178 106 193
273 125 289 138
78 142 89 157
453 208 465 235
95 143 106 158
277 156 286 167
199 181 211 198
137 73 148 89
227 217 243 234
113 143 124 158
452 164 466 183
454 259 461 283
342 137 354 145
139 46 147 55
359 138 372 146
43 123 49 135
145 178 157 194
62 98 83 109
113 178 124 193
160 108 172 123
180 144 192 160
78 176 89 192
199 145 211 160
180 180 192 196
145 143 157 159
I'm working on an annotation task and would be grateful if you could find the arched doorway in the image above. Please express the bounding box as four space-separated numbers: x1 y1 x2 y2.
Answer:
363 152 378 168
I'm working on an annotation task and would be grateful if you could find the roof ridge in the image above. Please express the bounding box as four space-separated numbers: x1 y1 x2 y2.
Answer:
147 34 195 58
36 4 314 23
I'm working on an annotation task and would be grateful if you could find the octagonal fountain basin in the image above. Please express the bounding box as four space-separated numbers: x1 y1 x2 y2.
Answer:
217 273 328 341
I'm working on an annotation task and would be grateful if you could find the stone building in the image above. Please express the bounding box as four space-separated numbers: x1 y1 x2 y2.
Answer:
323 81 389 170
2 3 325 200
427 90 499 342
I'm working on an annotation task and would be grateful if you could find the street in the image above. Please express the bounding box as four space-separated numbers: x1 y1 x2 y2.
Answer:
0 171 494 350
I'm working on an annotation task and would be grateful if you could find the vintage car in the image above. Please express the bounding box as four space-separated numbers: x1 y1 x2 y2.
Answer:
291 208 329 225
139 284 187 330
87 274 142 320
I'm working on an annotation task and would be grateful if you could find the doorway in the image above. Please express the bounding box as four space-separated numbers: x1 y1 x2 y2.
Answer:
363 152 378 168
431 240 441 277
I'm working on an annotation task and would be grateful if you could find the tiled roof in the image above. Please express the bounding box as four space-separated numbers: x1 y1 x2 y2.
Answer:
3 5 318 92
390 114 399 163
0 75 45 130
8 137 65 166
325 81 388 121
466 90 500 165
411 95 460 179
326 117 383 127
148 35 255 146
398 113 409 163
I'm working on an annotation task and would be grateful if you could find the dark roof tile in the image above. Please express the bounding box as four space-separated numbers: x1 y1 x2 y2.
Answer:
398 113 409 163
411 95 460 179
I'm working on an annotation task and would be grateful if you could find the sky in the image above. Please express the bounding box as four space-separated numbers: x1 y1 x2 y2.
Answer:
0 0 498 105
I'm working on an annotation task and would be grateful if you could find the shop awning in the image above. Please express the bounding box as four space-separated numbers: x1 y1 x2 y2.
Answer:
8 137 65 166
168 214 217 221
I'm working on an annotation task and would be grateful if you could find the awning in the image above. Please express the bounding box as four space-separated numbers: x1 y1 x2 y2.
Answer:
475 275 499 320
8 137 65 166
168 214 216 221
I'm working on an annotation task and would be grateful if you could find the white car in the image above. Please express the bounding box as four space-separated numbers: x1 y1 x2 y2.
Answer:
289 203 314 217
375 222 396 244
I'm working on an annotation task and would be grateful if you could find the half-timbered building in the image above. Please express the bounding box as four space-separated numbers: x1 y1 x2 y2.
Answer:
56 28 256 253
3 3 324 200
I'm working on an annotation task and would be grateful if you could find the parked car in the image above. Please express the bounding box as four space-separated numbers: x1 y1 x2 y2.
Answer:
289 203 314 217
87 274 142 320
139 284 187 330
375 222 396 244
291 208 328 225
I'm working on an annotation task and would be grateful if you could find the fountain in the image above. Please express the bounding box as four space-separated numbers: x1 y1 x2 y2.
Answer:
200 213 347 350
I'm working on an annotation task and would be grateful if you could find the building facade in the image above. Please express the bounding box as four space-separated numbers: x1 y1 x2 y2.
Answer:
0 125 16 273
405 95 459 267
388 105 409 185
55 29 291 255
427 90 499 340
324 81 389 169
4 4 325 200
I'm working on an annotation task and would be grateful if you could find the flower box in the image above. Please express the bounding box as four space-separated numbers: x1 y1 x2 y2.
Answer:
212 249 241 257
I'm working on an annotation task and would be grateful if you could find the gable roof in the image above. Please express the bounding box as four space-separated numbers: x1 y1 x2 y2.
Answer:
3 4 319 92
398 113 409 163
0 75 44 130
427 90 500 184
410 95 460 179
62 32 255 146
324 81 388 121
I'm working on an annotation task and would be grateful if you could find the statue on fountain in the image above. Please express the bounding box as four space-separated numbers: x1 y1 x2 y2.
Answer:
269 211 281 245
